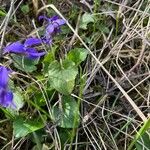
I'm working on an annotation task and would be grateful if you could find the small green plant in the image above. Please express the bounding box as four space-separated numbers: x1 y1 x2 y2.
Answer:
0 10 88 148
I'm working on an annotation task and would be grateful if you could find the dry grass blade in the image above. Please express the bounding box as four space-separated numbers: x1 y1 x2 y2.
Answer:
32 0 39 15
104 0 150 17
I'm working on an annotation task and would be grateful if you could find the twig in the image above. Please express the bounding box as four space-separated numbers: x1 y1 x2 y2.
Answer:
67 10 82 50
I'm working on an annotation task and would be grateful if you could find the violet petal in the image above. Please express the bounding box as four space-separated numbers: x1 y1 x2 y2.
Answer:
26 48 46 59
0 66 10 89
50 15 60 21
0 89 13 108
55 19 66 26
38 15 49 21
4 41 24 54
24 37 42 47
46 24 55 34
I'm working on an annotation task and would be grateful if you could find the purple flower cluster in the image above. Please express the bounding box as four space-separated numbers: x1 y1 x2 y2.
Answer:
0 15 66 108
39 15 66 44
4 15 66 59
4 37 45 59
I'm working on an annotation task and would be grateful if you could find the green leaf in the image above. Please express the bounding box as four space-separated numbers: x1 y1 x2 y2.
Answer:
67 48 88 66
4 88 24 117
58 128 72 146
135 132 150 150
98 24 110 34
21 4 30 14
52 95 80 128
11 54 39 73
13 90 24 111
48 60 78 95
0 8 6 16
13 116 46 138
128 118 150 150
42 46 58 73
8 81 24 111
79 12 94 30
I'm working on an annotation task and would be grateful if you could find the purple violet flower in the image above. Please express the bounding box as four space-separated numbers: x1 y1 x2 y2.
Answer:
0 66 10 89
0 66 14 108
0 89 13 108
4 37 46 59
39 15 66 44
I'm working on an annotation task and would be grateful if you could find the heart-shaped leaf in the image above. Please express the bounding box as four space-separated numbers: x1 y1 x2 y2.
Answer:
52 95 80 128
13 116 46 138
48 60 78 95
67 48 88 66
11 54 39 73
80 12 94 30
